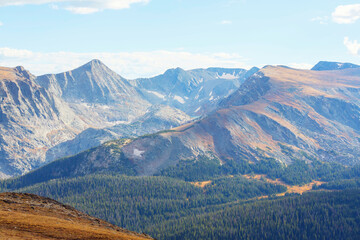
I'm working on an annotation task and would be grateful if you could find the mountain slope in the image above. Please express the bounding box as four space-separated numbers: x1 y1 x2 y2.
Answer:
312 61 360 71
123 66 360 171
0 192 153 240
131 67 259 116
45 105 192 163
0 66 88 178
104 66 360 176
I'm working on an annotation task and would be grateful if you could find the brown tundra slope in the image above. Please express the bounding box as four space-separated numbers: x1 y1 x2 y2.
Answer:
120 66 360 175
0 192 153 240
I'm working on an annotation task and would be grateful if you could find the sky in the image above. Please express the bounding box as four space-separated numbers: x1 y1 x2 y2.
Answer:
0 0 359 78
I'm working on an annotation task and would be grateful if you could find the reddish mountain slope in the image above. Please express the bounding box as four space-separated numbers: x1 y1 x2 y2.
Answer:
0 192 153 240
120 66 360 175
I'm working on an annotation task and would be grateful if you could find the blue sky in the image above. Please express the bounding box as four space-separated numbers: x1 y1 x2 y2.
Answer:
0 0 359 78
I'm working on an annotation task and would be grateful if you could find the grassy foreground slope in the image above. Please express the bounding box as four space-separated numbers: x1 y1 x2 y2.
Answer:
0 192 153 240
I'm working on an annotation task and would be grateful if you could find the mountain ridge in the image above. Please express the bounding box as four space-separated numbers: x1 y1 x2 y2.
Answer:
131 66 259 116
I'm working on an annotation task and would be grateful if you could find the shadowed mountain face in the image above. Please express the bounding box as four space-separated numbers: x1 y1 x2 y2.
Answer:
131 67 259 116
17 65 360 179
0 66 89 178
0 192 153 240
312 61 360 71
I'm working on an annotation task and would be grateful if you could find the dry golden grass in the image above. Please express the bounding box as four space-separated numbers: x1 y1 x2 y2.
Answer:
0 193 153 240
262 66 360 88
0 67 17 81
191 180 212 188
243 174 325 198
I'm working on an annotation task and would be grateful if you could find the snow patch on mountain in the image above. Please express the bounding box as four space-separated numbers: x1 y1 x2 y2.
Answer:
133 148 145 157
174 95 185 104
217 73 238 80
146 90 166 100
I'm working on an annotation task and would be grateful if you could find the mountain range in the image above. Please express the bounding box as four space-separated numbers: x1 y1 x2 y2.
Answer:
5 60 360 182
121 65 360 175
0 60 255 178
131 66 259 116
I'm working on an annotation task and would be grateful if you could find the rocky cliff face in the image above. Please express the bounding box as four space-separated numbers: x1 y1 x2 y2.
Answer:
0 66 88 178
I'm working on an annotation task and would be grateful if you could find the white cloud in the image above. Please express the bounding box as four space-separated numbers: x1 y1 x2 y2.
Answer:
0 0 149 14
64 6 99 14
221 20 232 25
288 63 313 70
311 16 328 25
0 21 3 26
332 4 360 24
344 37 360 56
0 47 250 79
0 48 33 58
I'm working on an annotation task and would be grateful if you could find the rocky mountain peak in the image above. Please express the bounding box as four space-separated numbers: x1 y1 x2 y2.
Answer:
35 59 139 105
164 67 186 75
80 59 110 71
14 66 34 80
